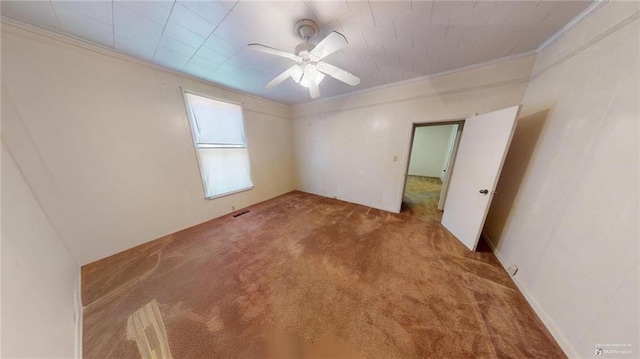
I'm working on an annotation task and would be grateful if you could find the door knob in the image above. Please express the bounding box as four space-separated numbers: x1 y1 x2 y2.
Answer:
479 189 489 194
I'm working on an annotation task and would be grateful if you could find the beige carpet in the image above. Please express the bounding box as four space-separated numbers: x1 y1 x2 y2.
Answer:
82 191 566 358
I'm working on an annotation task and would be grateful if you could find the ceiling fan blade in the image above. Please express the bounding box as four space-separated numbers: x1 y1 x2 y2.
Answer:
248 43 300 61
308 80 320 99
265 65 298 88
316 61 360 86
310 31 347 59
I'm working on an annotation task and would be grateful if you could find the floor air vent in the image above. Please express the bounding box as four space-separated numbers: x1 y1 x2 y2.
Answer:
233 210 250 218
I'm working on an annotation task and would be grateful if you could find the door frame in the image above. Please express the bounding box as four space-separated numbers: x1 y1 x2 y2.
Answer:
398 119 465 213
438 123 464 210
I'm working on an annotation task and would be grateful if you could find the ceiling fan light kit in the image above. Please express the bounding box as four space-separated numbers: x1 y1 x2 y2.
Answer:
291 65 325 88
248 19 360 99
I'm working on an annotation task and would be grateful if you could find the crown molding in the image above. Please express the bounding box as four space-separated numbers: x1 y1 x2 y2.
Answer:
296 50 537 107
2 0 608 110
0 16 292 113
532 9 640 79
293 77 529 118
536 0 608 53
295 0 607 108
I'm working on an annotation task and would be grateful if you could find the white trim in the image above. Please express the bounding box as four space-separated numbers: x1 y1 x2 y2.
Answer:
293 78 529 119
296 188 397 214
182 90 255 200
75 271 83 358
536 0 608 53
396 119 464 213
300 0 605 107
182 88 245 108
395 121 418 213
182 90 210 199
532 10 640 79
296 50 537 107
1 1 604 111
293 1 604 107
205 185 254 200
483 232 580 359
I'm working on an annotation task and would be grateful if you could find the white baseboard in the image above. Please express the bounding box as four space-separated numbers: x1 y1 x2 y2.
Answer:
482 232 580 358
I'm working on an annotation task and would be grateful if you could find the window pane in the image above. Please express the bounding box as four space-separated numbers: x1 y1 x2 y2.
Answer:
198 148 253 198
185 93 245 146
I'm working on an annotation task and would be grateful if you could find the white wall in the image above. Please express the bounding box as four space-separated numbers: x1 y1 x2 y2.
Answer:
292 54 534 212
1 23 296 265
407 125 455 178
484 2 639 357
1 142 80 358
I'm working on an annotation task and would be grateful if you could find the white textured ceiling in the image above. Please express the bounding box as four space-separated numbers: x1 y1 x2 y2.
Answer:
1 0 592 105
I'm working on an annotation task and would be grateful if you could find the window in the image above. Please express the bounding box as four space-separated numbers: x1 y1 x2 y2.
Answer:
183 91 253 199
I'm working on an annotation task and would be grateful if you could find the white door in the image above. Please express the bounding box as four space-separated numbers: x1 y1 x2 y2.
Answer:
441 105 521 251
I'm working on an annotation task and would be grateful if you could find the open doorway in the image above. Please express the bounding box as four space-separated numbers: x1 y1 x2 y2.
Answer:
397 106 520 250
401 122 461 220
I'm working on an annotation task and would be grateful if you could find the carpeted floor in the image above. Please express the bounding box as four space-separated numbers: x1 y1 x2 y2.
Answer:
82 191 566 358
401 175 444 221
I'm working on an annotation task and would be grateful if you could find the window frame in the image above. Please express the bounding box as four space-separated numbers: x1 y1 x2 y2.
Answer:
182 89 254 200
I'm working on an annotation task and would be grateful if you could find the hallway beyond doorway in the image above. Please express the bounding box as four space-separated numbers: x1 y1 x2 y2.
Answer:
401 175 443 221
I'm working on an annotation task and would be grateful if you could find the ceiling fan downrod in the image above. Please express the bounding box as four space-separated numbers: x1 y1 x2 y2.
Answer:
294 19 318 59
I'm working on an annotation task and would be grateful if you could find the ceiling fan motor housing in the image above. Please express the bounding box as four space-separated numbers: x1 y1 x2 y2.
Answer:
295 43 315 60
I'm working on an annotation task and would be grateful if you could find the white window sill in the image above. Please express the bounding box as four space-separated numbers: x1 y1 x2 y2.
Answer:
205 186 254 200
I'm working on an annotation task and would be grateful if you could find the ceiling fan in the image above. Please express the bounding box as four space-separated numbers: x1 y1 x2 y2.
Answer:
248 19 360 99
